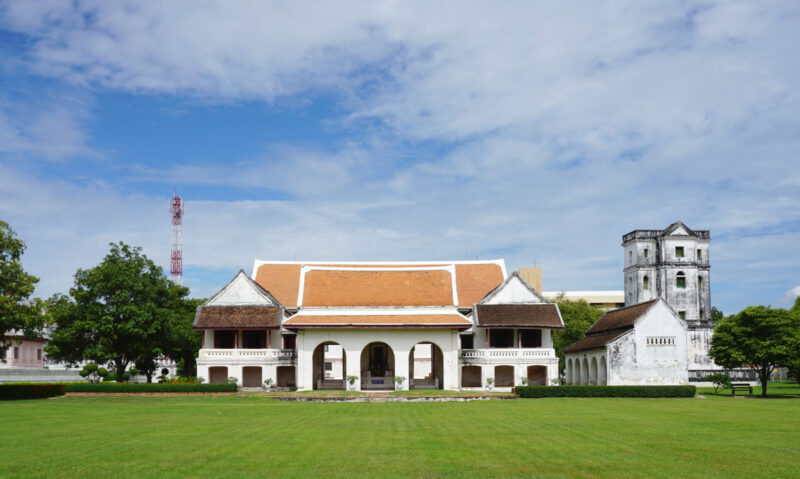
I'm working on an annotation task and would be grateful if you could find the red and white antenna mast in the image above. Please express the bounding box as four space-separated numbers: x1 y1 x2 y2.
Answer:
169 190 184 285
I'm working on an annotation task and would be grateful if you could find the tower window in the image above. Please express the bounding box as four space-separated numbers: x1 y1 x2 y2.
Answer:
643 275 649 290
676 271 686 288
678 311 686 319
629 251 633 263
643 248 649 259
698 276 703 291
697 249 702 260
675 246 684 258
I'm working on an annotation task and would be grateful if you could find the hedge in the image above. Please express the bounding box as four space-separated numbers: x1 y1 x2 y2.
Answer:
515 385 696 398
0 383 66 400
64 382 237 393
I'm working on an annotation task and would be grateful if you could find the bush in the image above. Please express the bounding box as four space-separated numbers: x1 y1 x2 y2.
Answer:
705 374 731 394
0 383 66 400
515 385 696 398
64 382 236 393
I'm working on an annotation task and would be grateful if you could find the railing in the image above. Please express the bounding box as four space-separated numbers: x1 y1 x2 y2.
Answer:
623 229 710 243
198 349 296 362
459 348 556 360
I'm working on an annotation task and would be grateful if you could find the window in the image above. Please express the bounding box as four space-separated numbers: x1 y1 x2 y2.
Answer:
643 248 649 259
696 249 702 261
242 330 266 348
489 329 514 348
629 251 633 263
214 330 235 349
323 344 329 352
676 271 686 288
460 335 474 349
520 329 542 348
678 311 686 319
647 336 675 346
283 335 296 350
37 349 42 361
675 246 684 258
13 347 19 360
643 275 649 290
698 276 704 291
324 362 332 371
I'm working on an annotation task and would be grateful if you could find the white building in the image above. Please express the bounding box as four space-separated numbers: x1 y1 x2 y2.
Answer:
194 260 564 390
564 299 688 385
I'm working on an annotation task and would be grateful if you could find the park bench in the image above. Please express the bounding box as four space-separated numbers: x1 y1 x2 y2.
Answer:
730 382 753 396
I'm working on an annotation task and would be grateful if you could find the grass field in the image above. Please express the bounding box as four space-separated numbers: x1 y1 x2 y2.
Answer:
2 389 799 478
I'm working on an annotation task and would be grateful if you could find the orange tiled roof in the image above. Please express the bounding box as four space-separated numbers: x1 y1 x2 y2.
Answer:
301 269 454 307
283 313 472 328
253 261 505 308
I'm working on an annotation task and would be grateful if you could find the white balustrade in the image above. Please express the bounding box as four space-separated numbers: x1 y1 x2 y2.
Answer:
459 348 555 362
198 349 296 362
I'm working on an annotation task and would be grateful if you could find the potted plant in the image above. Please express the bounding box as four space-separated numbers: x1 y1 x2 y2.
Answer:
486 377 494 390
394 376 406 389
347 375 358 391
263 378 274 390
520 377 529 386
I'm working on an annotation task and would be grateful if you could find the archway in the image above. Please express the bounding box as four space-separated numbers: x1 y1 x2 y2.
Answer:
461 366 482 387
277 366 295 388
590 357 598 385
209 366 228 384
409 342 444 389
494 365 514 387
242 366 262 387
566 358 573 385
527 365 547 386
581 358 589 385
313 341 346 390
573 359 581 385
599 356 607 385
361 342 395 390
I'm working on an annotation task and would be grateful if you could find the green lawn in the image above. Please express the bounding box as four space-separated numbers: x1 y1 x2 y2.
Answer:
697 380 800 397
2 394 799 478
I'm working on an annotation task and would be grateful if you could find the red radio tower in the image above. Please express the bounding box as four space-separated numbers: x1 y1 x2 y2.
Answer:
170 190 184 285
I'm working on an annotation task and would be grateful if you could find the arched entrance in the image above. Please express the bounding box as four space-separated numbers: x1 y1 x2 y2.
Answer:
242 366 262 387
590 357 598 385
527 365 547 386
573 359 581 385
581 358 589 385
494 365 514 387
461 366 482 387
361 342 395 390
313 342 346 390
599 356 607 385
409 342 444 389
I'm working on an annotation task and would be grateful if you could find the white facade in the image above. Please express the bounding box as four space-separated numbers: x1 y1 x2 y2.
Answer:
565 300 689 385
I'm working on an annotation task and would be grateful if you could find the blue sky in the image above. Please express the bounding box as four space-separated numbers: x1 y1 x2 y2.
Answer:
0 1 798 313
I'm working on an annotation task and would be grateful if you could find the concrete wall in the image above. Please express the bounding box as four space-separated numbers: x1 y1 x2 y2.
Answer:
0 368 83 383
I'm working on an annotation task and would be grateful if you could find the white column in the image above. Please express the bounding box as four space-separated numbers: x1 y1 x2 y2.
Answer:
394 349 410 390
197 365 209 383
442 348 459 390
345 347 361 391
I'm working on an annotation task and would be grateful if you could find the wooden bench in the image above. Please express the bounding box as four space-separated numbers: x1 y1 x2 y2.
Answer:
731 382 753 396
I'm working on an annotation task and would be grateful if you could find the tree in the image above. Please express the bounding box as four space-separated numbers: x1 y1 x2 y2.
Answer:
711 306 724 322
551 295 604 375
46 242 189 380
709 306 800 397
0 220 44 357
163 297 205 378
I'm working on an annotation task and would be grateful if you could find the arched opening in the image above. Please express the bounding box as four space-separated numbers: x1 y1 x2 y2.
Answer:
599 356 607 386
313 342 346 390
461 366 482 387
409 342 443 389
277 366 295 388
209 366 228 384
590 357 598 385
242 366 262 388
573 359 581 385
643 275 649 290
581 358 589 385
527 365 547 386
566 359 572 385
676 271 686 289
361 342 395 390
494 365 514 387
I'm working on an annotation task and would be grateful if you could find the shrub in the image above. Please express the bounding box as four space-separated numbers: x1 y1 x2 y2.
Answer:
515 385 696 398
1 383 66 400
64 383 236 393
705 374 731 394
394 376 406 386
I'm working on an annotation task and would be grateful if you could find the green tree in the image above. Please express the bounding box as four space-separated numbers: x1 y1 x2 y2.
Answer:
711 306 724 322
0 220 44 357
551 296 604 375
709 306 800 397
163 297 205 378
46 242 189 380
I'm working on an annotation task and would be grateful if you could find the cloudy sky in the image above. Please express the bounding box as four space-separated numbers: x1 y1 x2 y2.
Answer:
0 1 798 313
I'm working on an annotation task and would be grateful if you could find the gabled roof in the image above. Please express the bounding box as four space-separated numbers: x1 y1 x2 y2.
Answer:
252 260 506 308
564 300 658 353
479 271 548 305
474 304 564 329
193 270 283 329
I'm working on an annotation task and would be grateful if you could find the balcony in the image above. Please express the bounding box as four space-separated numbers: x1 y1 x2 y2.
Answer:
459 348 557 364
197 349 296 365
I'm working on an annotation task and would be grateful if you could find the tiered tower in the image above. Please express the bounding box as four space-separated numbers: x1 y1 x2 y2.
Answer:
170 191 184 285
622 221 718 378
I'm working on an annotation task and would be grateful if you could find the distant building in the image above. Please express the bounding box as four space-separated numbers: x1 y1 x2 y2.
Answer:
622 221 720 379
543 291 625 312
564 299 688 385
1 332 46 369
